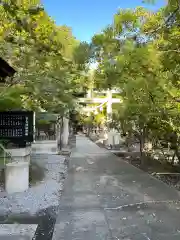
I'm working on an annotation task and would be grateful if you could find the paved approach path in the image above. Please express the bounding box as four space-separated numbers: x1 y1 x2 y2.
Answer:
53 136 180 240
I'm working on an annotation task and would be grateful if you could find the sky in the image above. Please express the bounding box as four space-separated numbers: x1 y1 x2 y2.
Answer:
42 0 166 43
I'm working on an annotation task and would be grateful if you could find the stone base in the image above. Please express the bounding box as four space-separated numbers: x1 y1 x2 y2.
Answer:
4 147 31 194
58 147 71 156
32 141 58 154
5 162 29 194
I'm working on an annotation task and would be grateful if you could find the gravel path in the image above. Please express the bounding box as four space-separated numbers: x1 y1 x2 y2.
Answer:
0 153 67 218
0 137 74 239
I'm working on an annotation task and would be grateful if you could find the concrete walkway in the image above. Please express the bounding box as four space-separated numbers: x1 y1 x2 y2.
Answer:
53 136 180 240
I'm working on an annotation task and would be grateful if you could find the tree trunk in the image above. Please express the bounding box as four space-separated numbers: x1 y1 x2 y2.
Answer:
126 132 132 152
139 135 144 157
87 124 90 137
139 128 146 165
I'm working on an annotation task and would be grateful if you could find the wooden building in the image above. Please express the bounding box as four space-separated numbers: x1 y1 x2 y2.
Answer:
0 57 16 82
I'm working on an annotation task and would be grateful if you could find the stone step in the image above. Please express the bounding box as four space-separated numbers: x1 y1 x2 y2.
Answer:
0 224 37 240
0 236 30 240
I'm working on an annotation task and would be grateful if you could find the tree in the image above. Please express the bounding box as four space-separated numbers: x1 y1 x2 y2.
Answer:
91 3 180 164
0 0 90 113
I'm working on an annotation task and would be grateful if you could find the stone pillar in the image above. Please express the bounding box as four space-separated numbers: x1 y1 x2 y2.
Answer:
87 89 91 98
62 117 69 147
33 112 36 143
6 147 31 164
5 162 29 194
107 130 113 146
106 89 112 123
114 133 120 145
106 89 112 140
56 116 61 151
4 146 31 194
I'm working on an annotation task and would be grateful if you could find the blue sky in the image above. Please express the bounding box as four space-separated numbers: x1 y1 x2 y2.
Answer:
42 0 166 43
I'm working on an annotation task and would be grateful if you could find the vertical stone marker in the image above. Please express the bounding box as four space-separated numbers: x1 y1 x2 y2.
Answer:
56 115 62 151
106 89 112 123
33 111 36 143
62 117 69 147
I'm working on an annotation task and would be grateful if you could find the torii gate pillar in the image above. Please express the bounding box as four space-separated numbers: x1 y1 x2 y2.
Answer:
106 89 112 124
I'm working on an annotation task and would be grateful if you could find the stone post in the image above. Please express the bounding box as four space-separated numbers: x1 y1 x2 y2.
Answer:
56 115 62 151
87 89 91 98
106 90 113 147
106 89 112 126
62 117 69 147
5 146 31 194
33 111 36 143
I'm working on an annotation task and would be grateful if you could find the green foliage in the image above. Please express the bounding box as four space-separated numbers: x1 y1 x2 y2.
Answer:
91 1 180 163
94 112 106 125
0 85 24 110
0 0 90 113
37 119 50 126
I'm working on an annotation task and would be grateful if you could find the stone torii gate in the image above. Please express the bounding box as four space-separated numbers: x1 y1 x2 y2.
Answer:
57 89 122 150
79 89 122 122
78 89 123 146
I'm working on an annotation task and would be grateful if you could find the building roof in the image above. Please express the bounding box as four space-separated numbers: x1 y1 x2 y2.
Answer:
0 57 16 82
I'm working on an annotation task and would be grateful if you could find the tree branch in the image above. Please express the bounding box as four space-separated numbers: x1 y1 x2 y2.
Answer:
160 49 180 53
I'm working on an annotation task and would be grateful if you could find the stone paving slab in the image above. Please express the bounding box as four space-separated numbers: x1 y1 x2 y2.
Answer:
0 224 37 239
106 201 180 239
53 209 111 240
0 236 29 240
